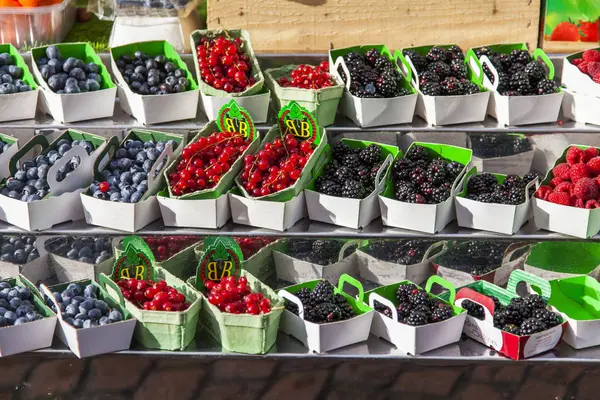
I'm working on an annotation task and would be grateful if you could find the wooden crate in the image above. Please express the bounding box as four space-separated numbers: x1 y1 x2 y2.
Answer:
207 0 541 54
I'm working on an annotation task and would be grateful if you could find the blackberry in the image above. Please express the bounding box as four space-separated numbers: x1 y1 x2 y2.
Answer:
447 45 465 61
509 71 532 95
520 317 547 335
397 302 413 321
431 304 454 322
333 166 353 184
508 62 526 76
373 55 392 71
426 162 448 185
475 46 492 58
364 48 381 63
450 59 468 79
502 323 520 335
331 293 356 320
284 299 299 316
524 61 546 84
406 310 428 326
311 280 335 303
496 72 510 92
421 81 441 96
502 90 521 96
308 302 342 323
419 181 435 199
316 179 342 196
406 145 429 162
418 71 440 86
510 49 531 65
523 172 539 184
504 174 522 188
369 162 383 181
514 137 532 154
506 187 525 205
523 294 547 311
467 173 497 195
358 144 381 165
502 299 531 326
342 153 360 169
409 167 426 185
374 300 393 319
427 61 451 80
476 193 499 203
462 81 481 95
396 283 418 302
461 300 485 319
357 165 372 184
394 181 418 201
332 142 351 159
430 186 451 203
295 287 312 305
489 296 503 311
403 50 428 73
341 179 364 199
426 46 448 63
288 239 313 254
536 79 558 95
396 87 412 96
408 290 430 307
438 241 509 277
532 309 560 327
376 77 399 97
445 161 463 181
440 77 464 95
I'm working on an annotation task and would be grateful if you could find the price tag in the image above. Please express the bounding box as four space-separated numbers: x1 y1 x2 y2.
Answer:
196 236 244 289
217 100 256 140
277 101 320 144
111 236 155 282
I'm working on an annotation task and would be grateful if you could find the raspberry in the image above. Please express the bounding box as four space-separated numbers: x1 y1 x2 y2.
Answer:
547 191 571 205
578 61 590 74
594 74 600 84
576 198 586 208
586 200 600 209
554 181 573 194
552 163 571 180
570 163 591 182
535 185 552 200
566 146 585 165
588 62 600 77
571 58 584 66
549 177 564 187
583 49 600 62
587 156 600 175
573 177 598 200
585 147 600 162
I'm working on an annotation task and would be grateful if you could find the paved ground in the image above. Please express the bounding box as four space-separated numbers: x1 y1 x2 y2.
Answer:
0 354 592 399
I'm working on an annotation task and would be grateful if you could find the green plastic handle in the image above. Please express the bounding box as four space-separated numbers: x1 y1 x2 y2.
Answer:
98 273 126 308
338 274 365 303
465 51 484 85
532 48 555 80
17 274 45 301
425 275 456 304
506 269 552 300
93 135 120 179
393 49 412 84
312 144 331 180
8 135 49 177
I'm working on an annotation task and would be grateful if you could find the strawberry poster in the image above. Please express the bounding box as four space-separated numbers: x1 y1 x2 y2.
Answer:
544 0 599 44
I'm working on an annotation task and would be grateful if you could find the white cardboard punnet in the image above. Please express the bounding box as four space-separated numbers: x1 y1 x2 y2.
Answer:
561 49 600 97
532 197 600 239
229 190 307 231
200 89 270 124
468 135 535 176
561 89 600 126
0 90 38 122
158 191 230 229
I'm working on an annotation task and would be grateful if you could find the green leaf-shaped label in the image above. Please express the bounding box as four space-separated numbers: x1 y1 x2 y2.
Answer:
277 101 320 144
217 99 256 140
111 235 155 282
195 236 244 290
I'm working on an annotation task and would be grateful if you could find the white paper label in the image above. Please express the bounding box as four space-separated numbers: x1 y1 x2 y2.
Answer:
463 316 503 351
523 326 563 358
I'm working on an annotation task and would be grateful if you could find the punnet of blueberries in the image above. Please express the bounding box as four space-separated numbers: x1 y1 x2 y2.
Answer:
0 137 12 155
0 281 45 327
90 137 178 203
36 45 104 94
45 282 124 329
0 235 39 264
47 236 112 265
115 51 192 95
0 137 95 203
0 52 30 95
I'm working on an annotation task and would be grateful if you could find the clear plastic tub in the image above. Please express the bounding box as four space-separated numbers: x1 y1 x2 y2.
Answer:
0 0 76 49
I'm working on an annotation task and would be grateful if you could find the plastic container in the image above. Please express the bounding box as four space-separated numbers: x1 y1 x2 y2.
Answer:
0 0 76 49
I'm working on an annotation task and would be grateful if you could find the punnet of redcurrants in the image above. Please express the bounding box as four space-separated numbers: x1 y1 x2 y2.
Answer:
36 46 103 94
143 235 200 262
117 278 191 312
234 236 276 259
115 51 191 96
206 276 271 315
196 35 255 93
240 134 314 197
168 131 251 196
276 62 336 89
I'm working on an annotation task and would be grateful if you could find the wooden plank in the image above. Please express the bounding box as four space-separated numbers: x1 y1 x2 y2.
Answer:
207 0 541 53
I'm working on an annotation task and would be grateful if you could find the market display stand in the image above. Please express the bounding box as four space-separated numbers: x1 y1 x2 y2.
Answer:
0 53 593 399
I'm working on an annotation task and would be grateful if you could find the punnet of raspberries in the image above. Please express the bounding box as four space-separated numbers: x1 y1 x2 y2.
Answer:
196 35 256 93
240 134 314 197
569 49 600 84
168 131 252 196
339 48 412 98
466 172 539 205
402 45 482 96
535 146 600 209
277 62 337 90
206 276 272 315
476 47 559 96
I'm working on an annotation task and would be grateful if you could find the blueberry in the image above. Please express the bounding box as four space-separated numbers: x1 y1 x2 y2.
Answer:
142 159 153 172
0 299 8 308
99 316 110 325
27 311 41 322
58 143 71 156
120 171 132 184
13 317 27 325
8 297 20 310
108 310 123 322
48 153 60 166
118 158 132 170
33 179 47 191
65 77 78 88
6 191 19 199
95 254 110 264
92 191 108 200
15 304 30 317
130 191 143 203
63 57 76 73
78 80 89 92
72 318 84 328
87 79 100 91
83 319 99 328
47 58 63 72
88 308 102 320
132 172 147 184
116 148 128 159
39 64 55 81
64 303 78 317
84 284 97 298
94 300 108 313
66 283 82 296
47 74 64 91
87 73 102 84
3 311 16 324
26 168 37 180
74 312 88 321
0 53 13 66
13 240 23 250
165 75 177 87
109 192 120 202
45 45 60 60
0 316 6 327
61 289 74 303
36 155 49 166
78 246 93 259
52 291 61 303
86 62 99 74
6 289 18 301
13 249 25 262
0 83 14 94
18 84 31 92
13 170 26 181
64 84 81 94
17 287 30 300
0 307 6 315
6 178 23 192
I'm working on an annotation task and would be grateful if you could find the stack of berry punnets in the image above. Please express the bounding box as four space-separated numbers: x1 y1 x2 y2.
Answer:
80 130 183 233
398 44 490 125
278 274 374 353
355 240 444 285
455 169 539 235
40 279 136 358
0 44 38 122
468 44 563 126
533 145 600 238
378 142 472 234
468 133 535 176
0 130 107 232
366 276 466 355
450 270 566 360
304 139 398 229
328 45 418 127
265 63 344 127
273 238 360 284
110 41 199 125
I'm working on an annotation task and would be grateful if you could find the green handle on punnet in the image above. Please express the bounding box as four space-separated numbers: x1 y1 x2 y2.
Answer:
532 48 555 80
425 275 456 303
338 274 365 303
423 241 448 260
337 239 363 262
17 274 46 301
310 143 331 180
396 52 418 90
465 51 484 85
98 273 127 308
91 135 120 180
506 269 552 300
7 134 49 177
393 49 412 84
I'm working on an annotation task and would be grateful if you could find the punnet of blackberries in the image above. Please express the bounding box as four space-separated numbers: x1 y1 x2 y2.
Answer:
402 45 482 96
391 144 464 204
0 235 39 264
466 172 538 205
286 239 357 266
475 47 559 96
464 292 561 336
362 239 436 265
284 280 357 323
338 49 412 98
373 283 455 326
46 235 112 265
468 133 532 158
314 142 385 199
435 241 512 276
